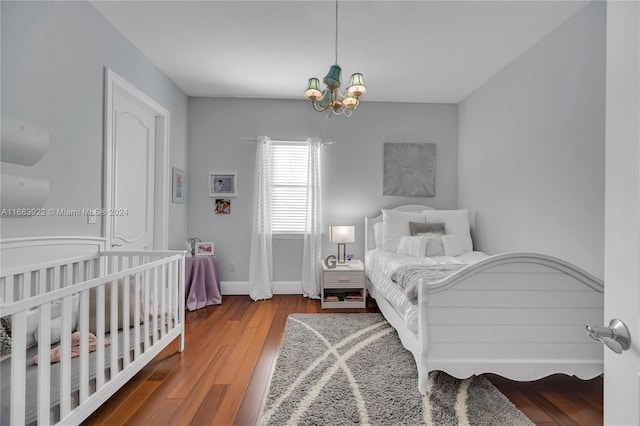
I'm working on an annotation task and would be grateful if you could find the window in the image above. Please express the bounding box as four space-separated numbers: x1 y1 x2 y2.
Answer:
270 142 309 234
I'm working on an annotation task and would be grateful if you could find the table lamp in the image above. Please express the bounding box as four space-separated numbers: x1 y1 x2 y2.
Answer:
329 225 355 264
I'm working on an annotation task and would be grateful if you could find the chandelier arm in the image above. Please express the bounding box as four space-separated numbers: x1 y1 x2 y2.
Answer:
311 101 327 113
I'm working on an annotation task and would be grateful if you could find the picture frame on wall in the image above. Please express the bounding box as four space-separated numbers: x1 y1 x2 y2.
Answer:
209 171 237 197
215 199 231 214
195 241 215 256
172 167 185 203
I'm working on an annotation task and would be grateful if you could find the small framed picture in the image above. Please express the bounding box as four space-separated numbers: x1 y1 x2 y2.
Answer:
215 199 231 214
195 241 215 256
209 171 237 197
172 167 185 203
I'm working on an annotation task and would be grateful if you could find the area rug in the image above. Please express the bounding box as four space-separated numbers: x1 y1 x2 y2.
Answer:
261 313 533 426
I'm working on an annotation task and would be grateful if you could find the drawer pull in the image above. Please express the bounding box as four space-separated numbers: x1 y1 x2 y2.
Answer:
337 278 351 282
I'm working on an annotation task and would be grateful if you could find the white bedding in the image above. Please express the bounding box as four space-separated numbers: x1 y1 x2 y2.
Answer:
365 249 488 334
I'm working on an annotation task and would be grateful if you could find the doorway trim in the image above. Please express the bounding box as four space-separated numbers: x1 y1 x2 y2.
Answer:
103 68 170 250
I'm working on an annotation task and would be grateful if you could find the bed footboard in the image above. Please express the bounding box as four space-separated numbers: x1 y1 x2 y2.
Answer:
416 253 604 385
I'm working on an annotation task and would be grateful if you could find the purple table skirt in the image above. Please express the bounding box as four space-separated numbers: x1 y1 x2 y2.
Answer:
185 256 222 311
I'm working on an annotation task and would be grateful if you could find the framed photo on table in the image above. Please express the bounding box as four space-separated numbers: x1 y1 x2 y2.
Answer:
195 241 215 256
209 171 237 197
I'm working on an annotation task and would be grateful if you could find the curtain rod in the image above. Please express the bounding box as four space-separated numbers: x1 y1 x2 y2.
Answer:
242 138 335 145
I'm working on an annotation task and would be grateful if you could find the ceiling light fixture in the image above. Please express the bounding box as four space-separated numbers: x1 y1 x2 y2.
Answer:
304 0 366 118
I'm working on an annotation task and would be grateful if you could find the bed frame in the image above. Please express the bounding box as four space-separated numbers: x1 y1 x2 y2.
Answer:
365 205 604 394
0 249 185 425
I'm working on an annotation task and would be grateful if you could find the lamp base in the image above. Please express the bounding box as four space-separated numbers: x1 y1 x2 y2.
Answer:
337 243 347 264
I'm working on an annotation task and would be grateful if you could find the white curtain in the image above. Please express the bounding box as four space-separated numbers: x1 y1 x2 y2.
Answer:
248 136 273 300
301 138 323 298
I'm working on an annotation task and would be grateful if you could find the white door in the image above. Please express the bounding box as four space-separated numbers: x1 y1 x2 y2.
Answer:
603 2 640 424
104 69 170 251
110 90 156 251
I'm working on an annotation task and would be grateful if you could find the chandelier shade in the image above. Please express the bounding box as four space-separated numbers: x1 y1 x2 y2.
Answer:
323 65 342 89
304 78 322 100
304 0 366 118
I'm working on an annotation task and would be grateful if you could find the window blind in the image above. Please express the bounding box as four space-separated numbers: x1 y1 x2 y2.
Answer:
271 142 309 234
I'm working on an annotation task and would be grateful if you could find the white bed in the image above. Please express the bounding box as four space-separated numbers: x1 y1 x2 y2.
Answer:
0 248 185 425
365 205 604 394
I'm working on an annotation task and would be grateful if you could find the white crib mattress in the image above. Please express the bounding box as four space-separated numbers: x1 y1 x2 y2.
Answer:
365 249 488 334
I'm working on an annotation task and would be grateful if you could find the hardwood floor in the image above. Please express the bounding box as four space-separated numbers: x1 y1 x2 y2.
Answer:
83 295 603 425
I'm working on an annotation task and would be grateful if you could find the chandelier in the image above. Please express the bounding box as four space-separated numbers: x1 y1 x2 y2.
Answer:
304 0 367 118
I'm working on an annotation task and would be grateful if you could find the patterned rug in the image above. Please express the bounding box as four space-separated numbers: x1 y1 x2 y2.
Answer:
261 313 533 426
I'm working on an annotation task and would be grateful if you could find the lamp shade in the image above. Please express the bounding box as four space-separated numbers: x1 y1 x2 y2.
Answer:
347 73 367 97
342 95 358 109
329 225 355 243
323 65 342 90
304 78 322 100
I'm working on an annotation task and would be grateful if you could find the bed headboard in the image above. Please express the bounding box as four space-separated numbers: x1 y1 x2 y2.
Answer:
364 205 435 252
0 236 106 270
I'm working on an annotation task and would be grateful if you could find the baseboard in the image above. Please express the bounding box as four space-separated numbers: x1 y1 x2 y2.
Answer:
221 281 302 295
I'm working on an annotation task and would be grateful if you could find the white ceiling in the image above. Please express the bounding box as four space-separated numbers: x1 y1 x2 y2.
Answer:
90 1 588 104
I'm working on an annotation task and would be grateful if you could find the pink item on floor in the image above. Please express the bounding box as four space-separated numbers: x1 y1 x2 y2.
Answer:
32 331 111 365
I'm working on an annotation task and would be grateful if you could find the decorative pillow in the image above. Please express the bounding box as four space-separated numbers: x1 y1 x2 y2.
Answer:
418 234 445 257
373 223 383 249
396 236 429 258
423 209 473 253
382 209 426 253
409 222 445 236
89 276 144 334
443 234 465 257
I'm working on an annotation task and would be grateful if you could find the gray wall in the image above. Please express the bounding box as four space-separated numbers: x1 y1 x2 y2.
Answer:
1 1 189 249
457 2 606 279
188 99 458 281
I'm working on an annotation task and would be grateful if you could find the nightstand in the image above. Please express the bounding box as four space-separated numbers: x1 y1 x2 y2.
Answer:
321 259 366 309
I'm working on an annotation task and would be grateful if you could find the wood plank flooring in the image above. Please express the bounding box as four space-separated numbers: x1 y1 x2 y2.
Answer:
83 295 603 426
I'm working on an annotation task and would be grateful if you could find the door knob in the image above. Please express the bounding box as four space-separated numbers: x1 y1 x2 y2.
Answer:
112 243 122 247
586 319 631 354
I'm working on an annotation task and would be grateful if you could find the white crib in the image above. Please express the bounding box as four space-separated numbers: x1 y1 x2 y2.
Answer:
0 250 185 425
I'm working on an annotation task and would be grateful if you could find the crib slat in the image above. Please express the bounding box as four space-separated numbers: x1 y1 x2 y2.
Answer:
167 262 173 333
160 264 167 337
178 257 185 352
24 271 31 299
59 295 73 418
111 279 119 378
134 273 141 360
123 275 131 369
37 302 52 424
10 310 27 426
53 265 61 290
79 289 90 404
144 270 150 352
152 266 159 344
96 284 106 390
15 273 24 302
4 275 13 303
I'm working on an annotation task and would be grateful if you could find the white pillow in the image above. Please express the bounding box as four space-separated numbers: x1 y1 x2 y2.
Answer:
443 234 464 256
382 209 426 253
373 222 383 249
423 209 473 253
34 294 80 345
396 236 429 258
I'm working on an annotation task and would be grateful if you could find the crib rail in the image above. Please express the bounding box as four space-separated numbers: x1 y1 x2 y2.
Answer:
0 250 185 426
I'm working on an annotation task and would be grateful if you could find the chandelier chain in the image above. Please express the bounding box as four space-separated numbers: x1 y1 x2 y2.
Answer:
335 0 338 64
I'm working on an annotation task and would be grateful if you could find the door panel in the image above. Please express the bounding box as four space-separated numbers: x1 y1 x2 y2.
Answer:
110 90 156 251
604 2 640 424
